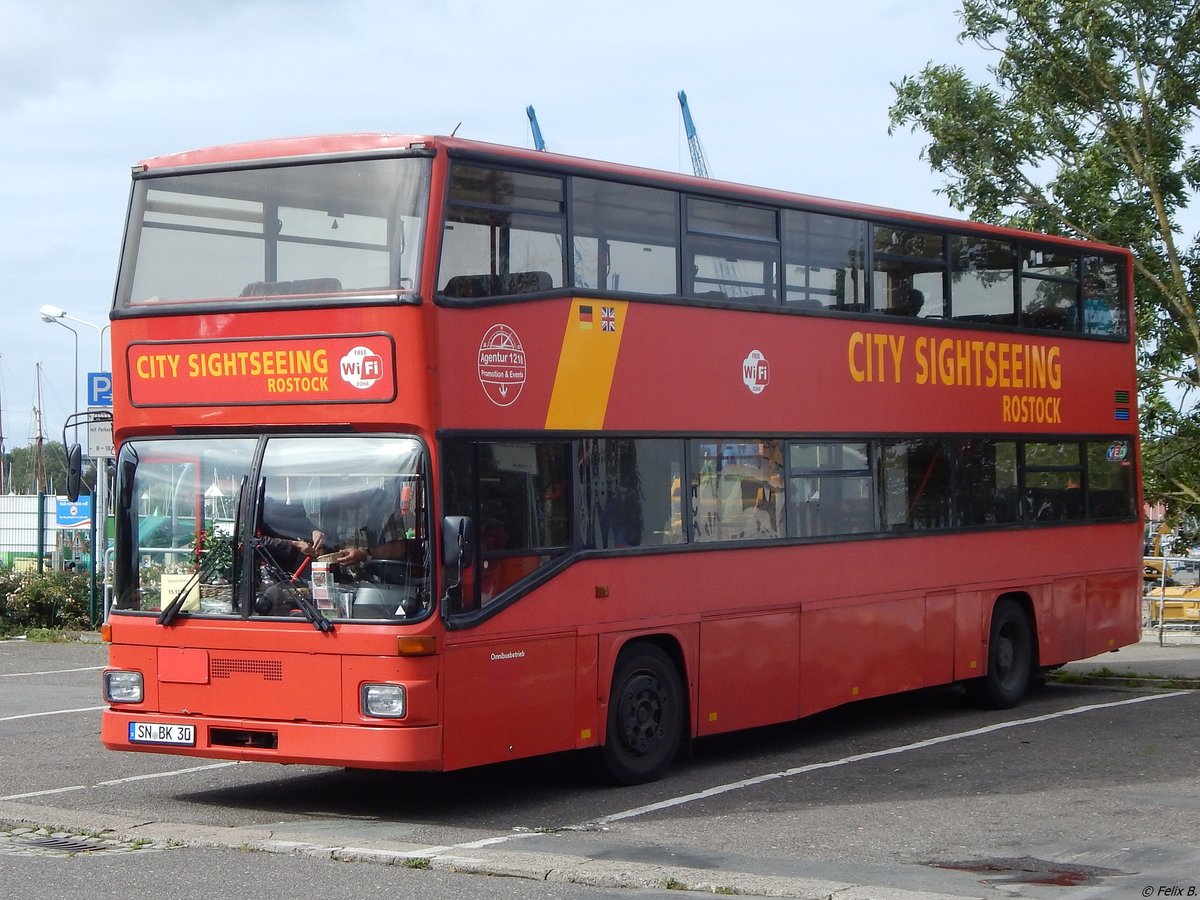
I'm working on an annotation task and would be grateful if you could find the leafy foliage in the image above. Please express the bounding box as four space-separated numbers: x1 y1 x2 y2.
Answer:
889 0 1200 524
0 568 92 634
191 528 234 583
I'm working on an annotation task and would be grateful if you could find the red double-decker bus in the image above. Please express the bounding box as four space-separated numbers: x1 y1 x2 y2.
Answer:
99 133 1140 784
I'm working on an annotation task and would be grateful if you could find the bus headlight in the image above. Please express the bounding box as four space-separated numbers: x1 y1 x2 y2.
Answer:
361 683 406 719
104 670 144 703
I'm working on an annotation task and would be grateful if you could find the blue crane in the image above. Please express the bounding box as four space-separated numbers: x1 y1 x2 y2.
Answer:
523 105 590 284
526 105 547 152
677 90 711 178
677 91 741 295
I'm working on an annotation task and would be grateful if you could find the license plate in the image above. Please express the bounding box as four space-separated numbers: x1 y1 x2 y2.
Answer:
129 722 196 746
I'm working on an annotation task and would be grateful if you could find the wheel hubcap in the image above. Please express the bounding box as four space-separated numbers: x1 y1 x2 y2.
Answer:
996 632 1015 678
621 673 666 755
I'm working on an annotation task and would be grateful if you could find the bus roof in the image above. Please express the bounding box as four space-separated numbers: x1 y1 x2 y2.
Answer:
134 133 1129 256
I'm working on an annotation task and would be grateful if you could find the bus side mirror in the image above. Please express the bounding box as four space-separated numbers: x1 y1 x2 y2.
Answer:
65 443 83 502
442 516 474 568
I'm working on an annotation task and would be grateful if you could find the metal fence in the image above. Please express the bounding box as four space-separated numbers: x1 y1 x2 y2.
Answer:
1143 554 1200 636
0 494 90 571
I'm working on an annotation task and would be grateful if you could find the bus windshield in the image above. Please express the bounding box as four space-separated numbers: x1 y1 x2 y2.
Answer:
116 157 429 308
114 435 431 623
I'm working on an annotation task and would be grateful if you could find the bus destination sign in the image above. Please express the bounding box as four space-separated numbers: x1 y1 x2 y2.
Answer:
126 334 396 407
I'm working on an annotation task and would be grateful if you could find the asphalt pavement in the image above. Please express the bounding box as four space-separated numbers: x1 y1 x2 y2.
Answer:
8 626 1198 900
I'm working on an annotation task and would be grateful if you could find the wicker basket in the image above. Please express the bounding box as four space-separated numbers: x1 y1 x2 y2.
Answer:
199 583 233 612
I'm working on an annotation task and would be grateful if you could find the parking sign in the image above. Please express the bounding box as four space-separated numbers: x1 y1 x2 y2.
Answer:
88 372 113 407
87 408 114 458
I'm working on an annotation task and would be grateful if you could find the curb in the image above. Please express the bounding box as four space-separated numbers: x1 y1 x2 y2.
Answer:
1062 677 1200 689
0 800 978 900
1048 671 1200 690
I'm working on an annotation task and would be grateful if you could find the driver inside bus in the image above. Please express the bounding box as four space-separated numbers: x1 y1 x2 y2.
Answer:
258 497 327 573
327 483 422 570
332 513 417 566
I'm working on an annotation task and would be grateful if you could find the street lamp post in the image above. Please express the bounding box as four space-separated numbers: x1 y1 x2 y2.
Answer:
38 304 108 370
37 304 111 624
40 314 79 425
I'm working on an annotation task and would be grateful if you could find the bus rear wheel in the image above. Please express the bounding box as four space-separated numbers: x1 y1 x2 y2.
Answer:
599 644 684 785
970 598 1034 709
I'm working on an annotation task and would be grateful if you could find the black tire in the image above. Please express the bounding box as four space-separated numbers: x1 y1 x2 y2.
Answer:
969 598 1034 709
598 644 684 785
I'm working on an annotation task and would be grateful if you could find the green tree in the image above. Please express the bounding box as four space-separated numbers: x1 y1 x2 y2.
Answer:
888 0 1200 527
2 440 100 497
6 442 71 495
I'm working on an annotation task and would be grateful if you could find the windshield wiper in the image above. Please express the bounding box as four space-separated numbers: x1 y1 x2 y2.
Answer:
255 541 332 632
156 569 201 626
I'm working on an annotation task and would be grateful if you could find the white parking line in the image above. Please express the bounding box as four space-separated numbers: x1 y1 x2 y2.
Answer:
587 691 1192 827
0 784 90 801
95 762 241 787
1 666 105 677
407 690 1191 857
1 762 240 801
0 706 107 722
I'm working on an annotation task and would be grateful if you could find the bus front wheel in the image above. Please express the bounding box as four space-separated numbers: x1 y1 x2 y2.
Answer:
599 644 684 785
970 598 1034 709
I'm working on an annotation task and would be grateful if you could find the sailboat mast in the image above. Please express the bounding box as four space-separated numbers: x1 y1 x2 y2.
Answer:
34 362 45 494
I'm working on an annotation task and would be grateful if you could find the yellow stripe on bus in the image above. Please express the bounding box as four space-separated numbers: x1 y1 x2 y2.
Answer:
545 300 627 430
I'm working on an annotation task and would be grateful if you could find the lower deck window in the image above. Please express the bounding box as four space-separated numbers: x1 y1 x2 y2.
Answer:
443 441 570 611
441 433 1136 619
691 441 784 541
788 442 874 537
579 439 684 548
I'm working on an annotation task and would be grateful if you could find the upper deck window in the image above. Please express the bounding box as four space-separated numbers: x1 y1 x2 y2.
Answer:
873 226 947 318
1081 255 1129 337
684 199 779 303
782 211 867 310
572 179 679 295
1021 247 1079 331
117 158 429 309
949 236 1018 326
437 164 565 299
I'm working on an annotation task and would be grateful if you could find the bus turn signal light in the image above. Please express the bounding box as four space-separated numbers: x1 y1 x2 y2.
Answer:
396 635 436 657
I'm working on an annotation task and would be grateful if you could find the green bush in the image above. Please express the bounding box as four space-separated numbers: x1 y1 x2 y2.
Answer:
0 567 92 634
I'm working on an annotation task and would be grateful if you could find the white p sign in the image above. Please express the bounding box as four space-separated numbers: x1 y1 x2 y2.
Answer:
88 372 113 407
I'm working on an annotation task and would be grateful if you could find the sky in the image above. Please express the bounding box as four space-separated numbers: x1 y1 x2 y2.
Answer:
0 0 993 452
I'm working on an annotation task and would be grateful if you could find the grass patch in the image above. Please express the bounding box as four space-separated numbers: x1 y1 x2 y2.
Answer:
22 628 75 643
1049 666 1198 688
1050 670 1086 684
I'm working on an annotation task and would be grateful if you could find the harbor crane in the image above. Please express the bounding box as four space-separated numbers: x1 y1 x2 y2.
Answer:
677 90 740 294
677 90 711 178
526 105 547 151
